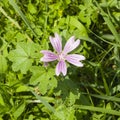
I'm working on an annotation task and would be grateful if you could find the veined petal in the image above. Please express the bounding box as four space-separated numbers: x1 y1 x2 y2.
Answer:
49 33 62 53
66 54 85 61
63 36 80 54
66 54 85 67
40 50 58 62
56 60 67 76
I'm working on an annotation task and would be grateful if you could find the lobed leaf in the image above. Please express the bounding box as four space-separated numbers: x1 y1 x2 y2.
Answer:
8 42 40 74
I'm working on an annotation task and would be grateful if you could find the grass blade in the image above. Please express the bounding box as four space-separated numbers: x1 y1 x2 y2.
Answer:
79 36 103 50
31 90 55 113
82 92 120 103
94 0 120 43
75 105 120 116
0 6 21 29
8 0 38 39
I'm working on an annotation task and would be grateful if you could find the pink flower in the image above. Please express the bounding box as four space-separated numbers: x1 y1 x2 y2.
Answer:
40 33 85 76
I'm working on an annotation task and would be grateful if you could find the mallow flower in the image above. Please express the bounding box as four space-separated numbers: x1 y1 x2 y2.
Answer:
40 33 85 76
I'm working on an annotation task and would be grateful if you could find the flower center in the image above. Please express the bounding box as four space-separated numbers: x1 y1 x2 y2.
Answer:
58 52 66 61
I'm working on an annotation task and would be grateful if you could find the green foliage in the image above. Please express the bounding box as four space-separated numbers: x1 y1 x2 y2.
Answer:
0 55 7 73
30 66 57 95
13 101 26 119
0 0 120 119
8 42 40 74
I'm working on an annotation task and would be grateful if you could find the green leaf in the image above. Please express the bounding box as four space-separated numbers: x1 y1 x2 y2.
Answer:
0 94 5 106
16 85 29 92
69 17 88 37
8 42 39 74
30 66 56 95
54 105 75 120
55 79 81 106
30 66 46 85
0 55 7 73
54 105 67 120
38 69 56 95
28 115 34 120
28 3 37 14
13 101 26 119
92 113 104 120
66 108 75 120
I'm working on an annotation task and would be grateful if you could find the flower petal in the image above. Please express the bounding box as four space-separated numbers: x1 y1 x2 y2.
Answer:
49 33 62 53
56 60 67 76
40 50 58 62
66 54 85 61
63 36 80 54
66 54 85 67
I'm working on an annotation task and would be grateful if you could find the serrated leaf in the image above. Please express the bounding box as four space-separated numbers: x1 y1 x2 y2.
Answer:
38 74 50 95
55 79 80 102
8 42 39 74
30 66 56 95
30 66 46 85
